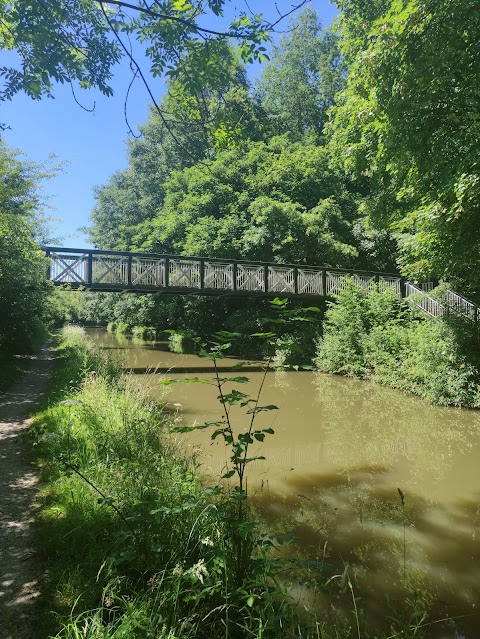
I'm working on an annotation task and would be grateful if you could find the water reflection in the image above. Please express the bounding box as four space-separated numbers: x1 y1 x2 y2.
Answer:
86 328 480 637
256 470 480 637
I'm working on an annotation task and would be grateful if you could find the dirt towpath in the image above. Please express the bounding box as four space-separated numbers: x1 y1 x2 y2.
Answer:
0 344 53 639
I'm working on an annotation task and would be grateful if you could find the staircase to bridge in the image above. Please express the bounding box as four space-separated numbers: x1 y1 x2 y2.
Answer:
44 246 479 322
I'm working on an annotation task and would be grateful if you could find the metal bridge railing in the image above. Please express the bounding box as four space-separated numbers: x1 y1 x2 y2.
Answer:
43 246 404 299
44 246 479 320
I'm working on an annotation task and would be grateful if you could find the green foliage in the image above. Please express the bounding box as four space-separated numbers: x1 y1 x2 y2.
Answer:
115 321 130 335
87 45 266 250
256 7 346 139
163 329 279 586
130 136 360 267
273 324 321 370
131 325 156 340
0 0 119 103
0 0 276 108
168 331 196 354
316 283 480 407
32 326 312 638
329 0 480 295
0 352 29 393
0 142 60 352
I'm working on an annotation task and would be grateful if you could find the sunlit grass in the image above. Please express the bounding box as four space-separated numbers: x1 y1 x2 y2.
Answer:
31 326 312 639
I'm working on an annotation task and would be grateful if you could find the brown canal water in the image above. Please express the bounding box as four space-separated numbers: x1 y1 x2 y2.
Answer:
87 328 480 637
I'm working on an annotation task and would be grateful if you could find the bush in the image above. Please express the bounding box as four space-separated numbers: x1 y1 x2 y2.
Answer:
0 143 57 353
132 325 157 340
316 281 480 407
115 321 130 335
106 321 117 333
273 325 321 369
168 331 196 354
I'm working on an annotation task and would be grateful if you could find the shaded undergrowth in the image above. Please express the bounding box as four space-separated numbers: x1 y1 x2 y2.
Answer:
0 325 51 393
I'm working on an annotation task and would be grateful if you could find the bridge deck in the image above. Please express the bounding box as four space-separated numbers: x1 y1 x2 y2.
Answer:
44 246 405 299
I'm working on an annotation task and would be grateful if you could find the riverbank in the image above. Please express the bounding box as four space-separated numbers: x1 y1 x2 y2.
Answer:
84 326 480 638
18 325 480 638
30 326 312 639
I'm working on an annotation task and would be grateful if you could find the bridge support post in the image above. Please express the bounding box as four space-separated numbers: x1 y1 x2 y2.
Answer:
264 266 269 293
87 252 93 286
127 255 132 287
233 263 238 291
200 259 205 290
293 267 298 295
400 277 406 299
165 257 169 289
321 269 327 297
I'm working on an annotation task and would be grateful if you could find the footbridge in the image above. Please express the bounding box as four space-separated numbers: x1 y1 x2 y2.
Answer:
44 246 478 321
44 246 405 300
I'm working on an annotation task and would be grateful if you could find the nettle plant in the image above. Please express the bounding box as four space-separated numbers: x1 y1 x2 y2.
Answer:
161 298 322 580
161 329 276 581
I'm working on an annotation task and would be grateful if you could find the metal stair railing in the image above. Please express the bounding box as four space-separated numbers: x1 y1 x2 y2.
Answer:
405 283 446 319
406 282 478 322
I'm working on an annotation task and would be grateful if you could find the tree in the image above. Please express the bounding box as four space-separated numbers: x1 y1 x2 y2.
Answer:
122 136 361 267
256 7 346 139
0 142 54 350
88 46 265 250
0 0 305 113
329 0 480 296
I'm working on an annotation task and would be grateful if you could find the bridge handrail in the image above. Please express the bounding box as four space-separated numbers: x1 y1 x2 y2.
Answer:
444 289 478 320
405 282 479 322
42 246 402 279
405 282 446 319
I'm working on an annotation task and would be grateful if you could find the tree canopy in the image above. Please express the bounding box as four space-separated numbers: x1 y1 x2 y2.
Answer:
256 6 346 139
0 142 55 350
329 0 480 294
0 0 304 107
88 8 397 274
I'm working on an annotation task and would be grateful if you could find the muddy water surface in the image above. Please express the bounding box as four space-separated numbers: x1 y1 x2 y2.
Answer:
87 328 480 637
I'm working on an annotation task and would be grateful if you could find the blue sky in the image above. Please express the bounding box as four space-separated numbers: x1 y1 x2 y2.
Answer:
1 1 338 248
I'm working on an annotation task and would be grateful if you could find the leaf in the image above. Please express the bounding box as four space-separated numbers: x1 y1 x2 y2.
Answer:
219 390 249 405
222 469 236 479
245 404 278 414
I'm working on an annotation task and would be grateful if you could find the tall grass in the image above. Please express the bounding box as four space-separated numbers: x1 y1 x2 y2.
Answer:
31 326 309 639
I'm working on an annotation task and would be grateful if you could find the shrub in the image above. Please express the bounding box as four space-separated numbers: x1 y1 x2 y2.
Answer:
315 281 480 407
132 325 157 340
115 321 130 335
168 332 195 354
106 321 117 333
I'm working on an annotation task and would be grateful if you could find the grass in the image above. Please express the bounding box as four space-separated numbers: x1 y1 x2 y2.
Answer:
30 326 311 639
